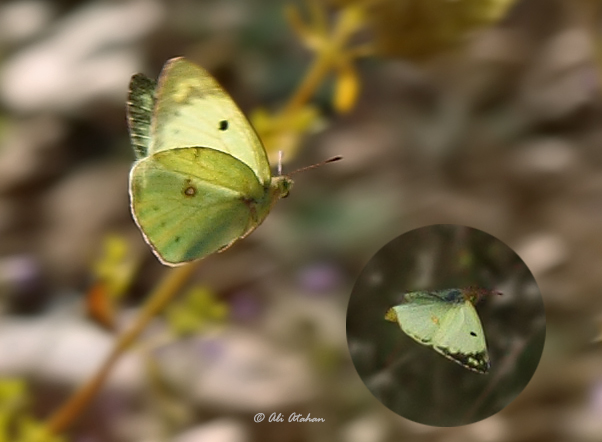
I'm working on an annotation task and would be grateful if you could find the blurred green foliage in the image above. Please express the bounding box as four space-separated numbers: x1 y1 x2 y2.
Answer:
165 286 229 336
0 379 64 442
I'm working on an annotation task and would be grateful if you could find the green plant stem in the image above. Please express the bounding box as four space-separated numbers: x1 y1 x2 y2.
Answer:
281 45 334 116
46 263 197 435
281 6 359 116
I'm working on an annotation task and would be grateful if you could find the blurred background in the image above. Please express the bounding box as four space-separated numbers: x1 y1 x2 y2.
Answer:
0 0 601 441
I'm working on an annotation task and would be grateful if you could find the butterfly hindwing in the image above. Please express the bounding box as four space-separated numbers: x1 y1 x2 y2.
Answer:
129 147 267 265
387 293 446 346
386 289 490 374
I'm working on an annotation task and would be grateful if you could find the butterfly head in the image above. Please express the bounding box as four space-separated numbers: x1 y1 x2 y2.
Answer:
274 156 341 200
461 286 502 305
271 175 294 199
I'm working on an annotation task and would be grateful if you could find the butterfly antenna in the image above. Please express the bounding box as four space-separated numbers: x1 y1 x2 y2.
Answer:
288 156 343 176
278 150 284 176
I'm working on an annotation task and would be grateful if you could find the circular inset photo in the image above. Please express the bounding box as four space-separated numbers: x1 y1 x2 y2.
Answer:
346 224 546 426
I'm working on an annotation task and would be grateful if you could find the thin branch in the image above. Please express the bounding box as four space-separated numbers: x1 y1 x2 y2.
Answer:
46 263 198 434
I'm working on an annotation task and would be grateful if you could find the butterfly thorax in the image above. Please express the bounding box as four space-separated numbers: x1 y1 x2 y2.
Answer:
244 175 294 228
401 287 499 307
438 288 465 303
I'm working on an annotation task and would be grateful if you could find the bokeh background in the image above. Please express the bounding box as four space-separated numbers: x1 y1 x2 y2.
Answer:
0 0 602 441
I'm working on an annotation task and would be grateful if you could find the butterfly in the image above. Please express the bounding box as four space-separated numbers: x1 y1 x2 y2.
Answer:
385 287 501 374
126 57 293 266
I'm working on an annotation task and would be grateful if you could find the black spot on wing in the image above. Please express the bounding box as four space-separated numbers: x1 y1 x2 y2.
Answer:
219 120 229 131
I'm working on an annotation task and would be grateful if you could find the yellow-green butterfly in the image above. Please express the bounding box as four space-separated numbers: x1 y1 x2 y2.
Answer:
385 287 501 374
126 57 293 266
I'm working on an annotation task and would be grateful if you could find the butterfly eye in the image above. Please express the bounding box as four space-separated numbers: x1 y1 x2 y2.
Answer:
218 120 229 131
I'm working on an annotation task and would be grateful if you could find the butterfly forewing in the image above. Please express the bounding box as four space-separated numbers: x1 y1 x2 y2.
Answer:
432 302 490 373
150 58 271 185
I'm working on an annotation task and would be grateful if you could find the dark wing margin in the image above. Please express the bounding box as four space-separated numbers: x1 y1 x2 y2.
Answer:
435 346 490 374
127 73 156 160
